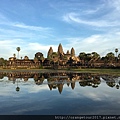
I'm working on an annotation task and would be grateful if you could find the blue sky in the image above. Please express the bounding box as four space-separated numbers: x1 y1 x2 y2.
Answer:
0 0 120 59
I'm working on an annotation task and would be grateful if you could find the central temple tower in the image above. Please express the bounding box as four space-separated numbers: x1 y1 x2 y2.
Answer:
58 43 64 55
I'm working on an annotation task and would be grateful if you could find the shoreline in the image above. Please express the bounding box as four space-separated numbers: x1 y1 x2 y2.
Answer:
0 68 120 75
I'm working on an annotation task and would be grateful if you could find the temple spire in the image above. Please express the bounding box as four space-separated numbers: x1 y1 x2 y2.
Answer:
66 50 70 54
71 47 75 56
47 47 53 58
58 83 63 94
58 43 64 55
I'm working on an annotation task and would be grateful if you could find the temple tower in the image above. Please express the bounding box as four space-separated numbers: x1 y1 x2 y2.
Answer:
58 83 63 94
47 47 53 58
58 43 64 55
66 50 70 54
71 47 75 56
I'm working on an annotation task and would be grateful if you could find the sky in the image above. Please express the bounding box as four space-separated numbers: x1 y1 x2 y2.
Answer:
0 0 120 59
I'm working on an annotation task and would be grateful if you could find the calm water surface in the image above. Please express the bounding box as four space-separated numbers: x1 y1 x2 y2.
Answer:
0 71 120 115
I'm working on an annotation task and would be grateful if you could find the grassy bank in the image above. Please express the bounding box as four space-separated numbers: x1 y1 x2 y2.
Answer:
71 68 120 75
0 68 120 75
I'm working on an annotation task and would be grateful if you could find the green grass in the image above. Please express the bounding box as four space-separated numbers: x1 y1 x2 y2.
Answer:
0 68 120 75
70 68 120 75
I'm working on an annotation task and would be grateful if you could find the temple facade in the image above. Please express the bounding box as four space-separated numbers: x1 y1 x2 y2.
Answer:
7 43 80 69
0 43 120 69
8 52 43 69
46 43 80 68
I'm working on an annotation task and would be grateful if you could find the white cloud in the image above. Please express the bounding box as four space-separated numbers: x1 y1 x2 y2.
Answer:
0 13 54 39
83 8 100 15
0 0 120 60
0 39 25 58
0 16 56 59
26 43 58 58
0 38 61 59
13 23 52 31
64 32 120 57
0 78 50 96
108 0 120 11
83 35 99 43
63 12 119 27
28 43 54 51
62 0 120 28
65 81 120 103
0 31 120 59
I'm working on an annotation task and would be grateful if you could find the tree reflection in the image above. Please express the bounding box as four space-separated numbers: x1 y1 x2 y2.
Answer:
101 75 120 89
106 81 115 87
116 84 119 89
79 75 101 88
23 77 28 82
16 79 20 92
0 72 120 93
34 74 44 85
0 74 4 79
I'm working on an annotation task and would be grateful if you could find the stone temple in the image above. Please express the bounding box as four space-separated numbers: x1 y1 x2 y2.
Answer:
47 43 79 65
7 43 80 69
2 43 120 69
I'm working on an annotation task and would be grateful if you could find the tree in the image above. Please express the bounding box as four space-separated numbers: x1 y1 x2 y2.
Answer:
35 52 44 63
115 48 118 57
86 53 92 62
34 57 38 63
16 47 20 59
105 52 115 64
115 48 118 63
0 58 7 66
88 52 100 66
91 52 100 60
67 57 75 66
78 52 86 65
13 53 16 58
118 53 120 59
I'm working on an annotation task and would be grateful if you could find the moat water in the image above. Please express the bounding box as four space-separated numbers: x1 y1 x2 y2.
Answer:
0 71 120 115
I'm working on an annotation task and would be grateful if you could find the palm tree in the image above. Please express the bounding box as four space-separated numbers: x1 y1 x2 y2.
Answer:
115 48 118 63
13 53 16 58
16 47 20 59
115 48 118 57
16 79 20 92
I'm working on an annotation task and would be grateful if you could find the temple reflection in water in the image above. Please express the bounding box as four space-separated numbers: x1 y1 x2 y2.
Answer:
0 71 120 93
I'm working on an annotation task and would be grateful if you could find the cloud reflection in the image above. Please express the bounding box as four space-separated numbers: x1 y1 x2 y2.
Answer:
0 71 120 115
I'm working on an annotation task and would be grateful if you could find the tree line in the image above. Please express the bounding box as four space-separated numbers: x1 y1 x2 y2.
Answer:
0 47 120 67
